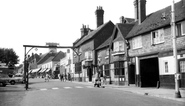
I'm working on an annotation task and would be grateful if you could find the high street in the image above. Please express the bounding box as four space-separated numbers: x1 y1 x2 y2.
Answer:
0 78 184 106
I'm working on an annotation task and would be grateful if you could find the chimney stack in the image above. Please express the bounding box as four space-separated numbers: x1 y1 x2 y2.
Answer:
134 0 139 21
138 0 146 24
80 24 89 37
95 6 104 28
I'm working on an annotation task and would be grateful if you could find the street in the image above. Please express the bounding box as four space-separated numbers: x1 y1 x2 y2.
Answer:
0 78 184 106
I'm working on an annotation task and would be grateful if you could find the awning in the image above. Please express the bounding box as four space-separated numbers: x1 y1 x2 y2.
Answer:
31 68 41 73
39 68 47 73
45 68 51 72
28 70 32 73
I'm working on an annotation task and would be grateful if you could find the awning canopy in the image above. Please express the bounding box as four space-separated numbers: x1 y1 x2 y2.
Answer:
45 68 51 72
31 68 41 73
39 68 47 73
28 70 32 73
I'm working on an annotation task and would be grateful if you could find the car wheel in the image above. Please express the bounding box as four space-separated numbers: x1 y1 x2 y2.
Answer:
10 80 15 85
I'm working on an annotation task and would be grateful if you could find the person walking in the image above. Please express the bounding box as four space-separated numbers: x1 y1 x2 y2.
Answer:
45 73 49 82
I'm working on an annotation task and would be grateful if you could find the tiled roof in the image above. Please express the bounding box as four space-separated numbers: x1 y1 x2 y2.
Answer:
126 1 185 38
117 23 135 38
96 23 134 50
52 51 66 61
74 21 113 47
96 36 112 50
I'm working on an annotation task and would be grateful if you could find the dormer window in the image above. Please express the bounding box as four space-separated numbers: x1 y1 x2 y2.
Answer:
151 29 164 45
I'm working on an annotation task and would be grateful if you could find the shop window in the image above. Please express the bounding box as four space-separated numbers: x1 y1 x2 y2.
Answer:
114 61 124 76
104 64 110 76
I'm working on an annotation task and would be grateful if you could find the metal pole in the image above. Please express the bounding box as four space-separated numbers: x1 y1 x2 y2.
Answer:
171 0 181 98
24 47 28 90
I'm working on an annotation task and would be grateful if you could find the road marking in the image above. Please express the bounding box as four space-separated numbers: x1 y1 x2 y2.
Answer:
64 87 71 89
40 88 47 91
52 87 59 90
75 86 83 88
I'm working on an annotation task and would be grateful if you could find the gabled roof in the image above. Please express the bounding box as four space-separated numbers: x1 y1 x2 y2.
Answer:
74 21 113 47
96 23 134 51
117 23 135 38
126 1 185 38
52 51 66 61
37 51 65 65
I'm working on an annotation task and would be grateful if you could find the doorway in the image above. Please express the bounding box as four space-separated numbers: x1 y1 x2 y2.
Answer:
140 57 159 87
129 64 135 84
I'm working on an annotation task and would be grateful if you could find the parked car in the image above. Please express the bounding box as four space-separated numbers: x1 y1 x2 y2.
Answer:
13 73 24 84
0 74 10 87
0 73 24 85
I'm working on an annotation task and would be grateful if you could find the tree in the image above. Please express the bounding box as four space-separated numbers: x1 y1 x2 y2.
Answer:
0 48 19 67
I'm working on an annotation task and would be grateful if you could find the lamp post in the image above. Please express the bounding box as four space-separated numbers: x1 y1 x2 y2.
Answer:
24 47 36 90
171 0 181 98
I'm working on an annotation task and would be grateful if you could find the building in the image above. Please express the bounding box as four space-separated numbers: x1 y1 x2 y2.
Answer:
126 0 185 88
96 16 135 85
73 6 115 82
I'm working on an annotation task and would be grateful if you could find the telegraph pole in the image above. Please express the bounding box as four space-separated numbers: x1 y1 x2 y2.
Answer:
171 0 181 98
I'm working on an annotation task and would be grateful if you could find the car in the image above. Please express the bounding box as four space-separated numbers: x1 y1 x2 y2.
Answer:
0 73 24 85
13 73 24 84
0 74 10 87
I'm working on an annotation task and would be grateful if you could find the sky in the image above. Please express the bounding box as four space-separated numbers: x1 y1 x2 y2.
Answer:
0 0 181 65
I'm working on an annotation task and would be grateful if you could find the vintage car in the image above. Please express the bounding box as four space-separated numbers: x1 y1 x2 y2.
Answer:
0 73 24 85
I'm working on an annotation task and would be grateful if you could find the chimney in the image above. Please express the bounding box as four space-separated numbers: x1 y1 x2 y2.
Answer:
120 16 127 23
133 0 139 21
138 0 146 24
80 24 88 37
95 6 104 28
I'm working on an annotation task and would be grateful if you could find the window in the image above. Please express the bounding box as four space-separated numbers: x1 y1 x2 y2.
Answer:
104 64 110 76
164 62 168 73
132 36 142 49
85 51 92 60
151 29 164 45
113 41 124 52
114 61 124 76
176 21 185 36
180 60 185 73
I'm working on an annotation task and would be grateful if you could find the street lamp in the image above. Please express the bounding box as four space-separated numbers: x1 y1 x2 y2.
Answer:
24 47 37 90
171 0 181 98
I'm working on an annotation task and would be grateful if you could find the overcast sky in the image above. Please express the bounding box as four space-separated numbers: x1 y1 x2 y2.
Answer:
0 0 181 65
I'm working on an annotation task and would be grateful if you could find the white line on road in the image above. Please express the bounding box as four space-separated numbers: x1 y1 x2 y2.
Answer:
64 87 71 89
40 88 47 91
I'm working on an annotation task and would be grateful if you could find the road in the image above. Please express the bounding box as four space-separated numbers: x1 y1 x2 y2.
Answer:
0 78 184 106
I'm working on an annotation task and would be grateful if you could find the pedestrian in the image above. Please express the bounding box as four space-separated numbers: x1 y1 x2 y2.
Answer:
61 74 64 81
58 74 61 81
45 73 49 82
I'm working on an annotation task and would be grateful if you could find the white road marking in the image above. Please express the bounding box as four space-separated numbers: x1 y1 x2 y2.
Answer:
40 88 47 91
64 87 71 89
52 87 59 90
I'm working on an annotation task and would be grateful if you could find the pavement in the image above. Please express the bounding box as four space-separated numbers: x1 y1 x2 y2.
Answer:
71 81 185 103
